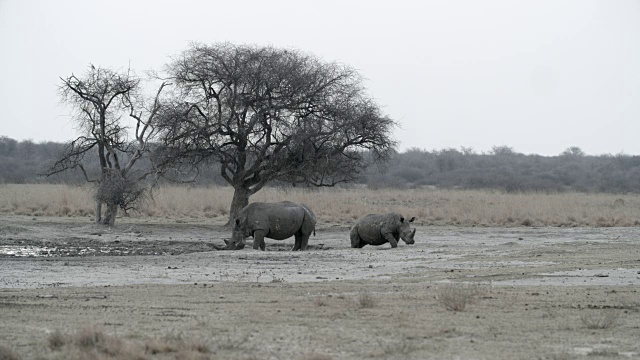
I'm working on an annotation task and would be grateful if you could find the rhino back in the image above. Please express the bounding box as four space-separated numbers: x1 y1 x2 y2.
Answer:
244 202 305 240
355 213 401 244
354 214 384 242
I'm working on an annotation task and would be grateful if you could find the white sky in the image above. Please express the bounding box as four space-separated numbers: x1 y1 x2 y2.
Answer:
0 0 639 156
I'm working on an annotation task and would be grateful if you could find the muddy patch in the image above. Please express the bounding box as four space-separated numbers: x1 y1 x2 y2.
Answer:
0 239 224 257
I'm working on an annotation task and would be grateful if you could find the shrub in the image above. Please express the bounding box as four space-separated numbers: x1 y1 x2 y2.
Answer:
356 292 376 308
0 345 20 360
94 170 147 213
580 310 620 329
437 284 480 311
48 330 67 350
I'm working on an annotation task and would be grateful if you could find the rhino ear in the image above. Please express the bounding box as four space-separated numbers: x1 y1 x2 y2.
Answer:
409 217 416 223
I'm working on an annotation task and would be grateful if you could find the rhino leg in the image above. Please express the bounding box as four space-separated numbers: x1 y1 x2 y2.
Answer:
300 234 309 251
253 230 266 251
292 234 302 251
382 231 398 248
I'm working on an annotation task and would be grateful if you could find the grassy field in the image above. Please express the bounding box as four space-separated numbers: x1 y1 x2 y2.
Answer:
0 184 638 227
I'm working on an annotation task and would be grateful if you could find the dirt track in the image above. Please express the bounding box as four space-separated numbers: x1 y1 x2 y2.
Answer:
1 215 640 359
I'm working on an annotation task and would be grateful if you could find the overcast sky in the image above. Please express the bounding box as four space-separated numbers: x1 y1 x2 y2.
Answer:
0 0 638 156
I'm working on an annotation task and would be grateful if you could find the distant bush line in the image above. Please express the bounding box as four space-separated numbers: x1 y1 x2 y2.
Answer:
362 146 640 193
2 136 639 193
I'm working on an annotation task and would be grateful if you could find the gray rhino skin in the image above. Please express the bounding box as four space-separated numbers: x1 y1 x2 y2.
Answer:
350 213 416 248
225 201 316 251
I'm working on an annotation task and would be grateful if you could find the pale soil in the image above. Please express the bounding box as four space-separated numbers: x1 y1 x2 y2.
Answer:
1 215 640 359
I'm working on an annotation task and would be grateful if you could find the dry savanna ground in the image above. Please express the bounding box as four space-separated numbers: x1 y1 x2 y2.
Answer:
0 184 639 227
1 184 640 359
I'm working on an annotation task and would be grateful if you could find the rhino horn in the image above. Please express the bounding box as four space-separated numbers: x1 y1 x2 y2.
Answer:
411 228 416 237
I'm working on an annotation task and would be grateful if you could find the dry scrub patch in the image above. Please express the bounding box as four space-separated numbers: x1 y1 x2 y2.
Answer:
1 280 640 359
42 326 212 360
356 292 377 308
437 284 483 311
580 309 621 329
0 345 20 360
2 184 640 227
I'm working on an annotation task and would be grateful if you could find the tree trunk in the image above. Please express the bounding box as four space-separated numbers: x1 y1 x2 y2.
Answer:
228 186 250 225
102 203 118 226
95 201 102 224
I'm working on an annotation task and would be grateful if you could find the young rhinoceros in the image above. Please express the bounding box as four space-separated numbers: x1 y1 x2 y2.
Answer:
225 201 316 251
350 213 416 248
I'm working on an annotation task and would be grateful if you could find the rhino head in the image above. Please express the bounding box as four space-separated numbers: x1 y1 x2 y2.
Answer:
224 218 247 250
399 216 416 245
224 238 245 250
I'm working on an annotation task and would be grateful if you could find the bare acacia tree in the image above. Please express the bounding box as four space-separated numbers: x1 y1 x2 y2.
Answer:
159 43 396 221
46 65 167 225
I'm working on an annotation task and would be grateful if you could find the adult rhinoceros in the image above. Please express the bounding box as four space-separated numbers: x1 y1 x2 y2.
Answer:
350 213 416 248
224 201 317 251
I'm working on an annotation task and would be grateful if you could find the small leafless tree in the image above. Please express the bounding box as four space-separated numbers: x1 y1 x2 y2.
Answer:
45 65 168 225
159 43 396 222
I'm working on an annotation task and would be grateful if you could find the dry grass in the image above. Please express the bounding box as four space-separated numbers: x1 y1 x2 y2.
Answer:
47 330 67 351
437 284 482 311
2 184 640 227
3 280 640 360
580 309 621 329
376 338 423 356
356 292 377 308
0 344 20 360
43 326 211 360
212 333 250 352
313 296 329 307
300 353 333 360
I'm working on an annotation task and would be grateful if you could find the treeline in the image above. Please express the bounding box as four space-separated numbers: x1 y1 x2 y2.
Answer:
0 137 73 183
0 136 226 186
362 146 640 193
2 136 640 193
